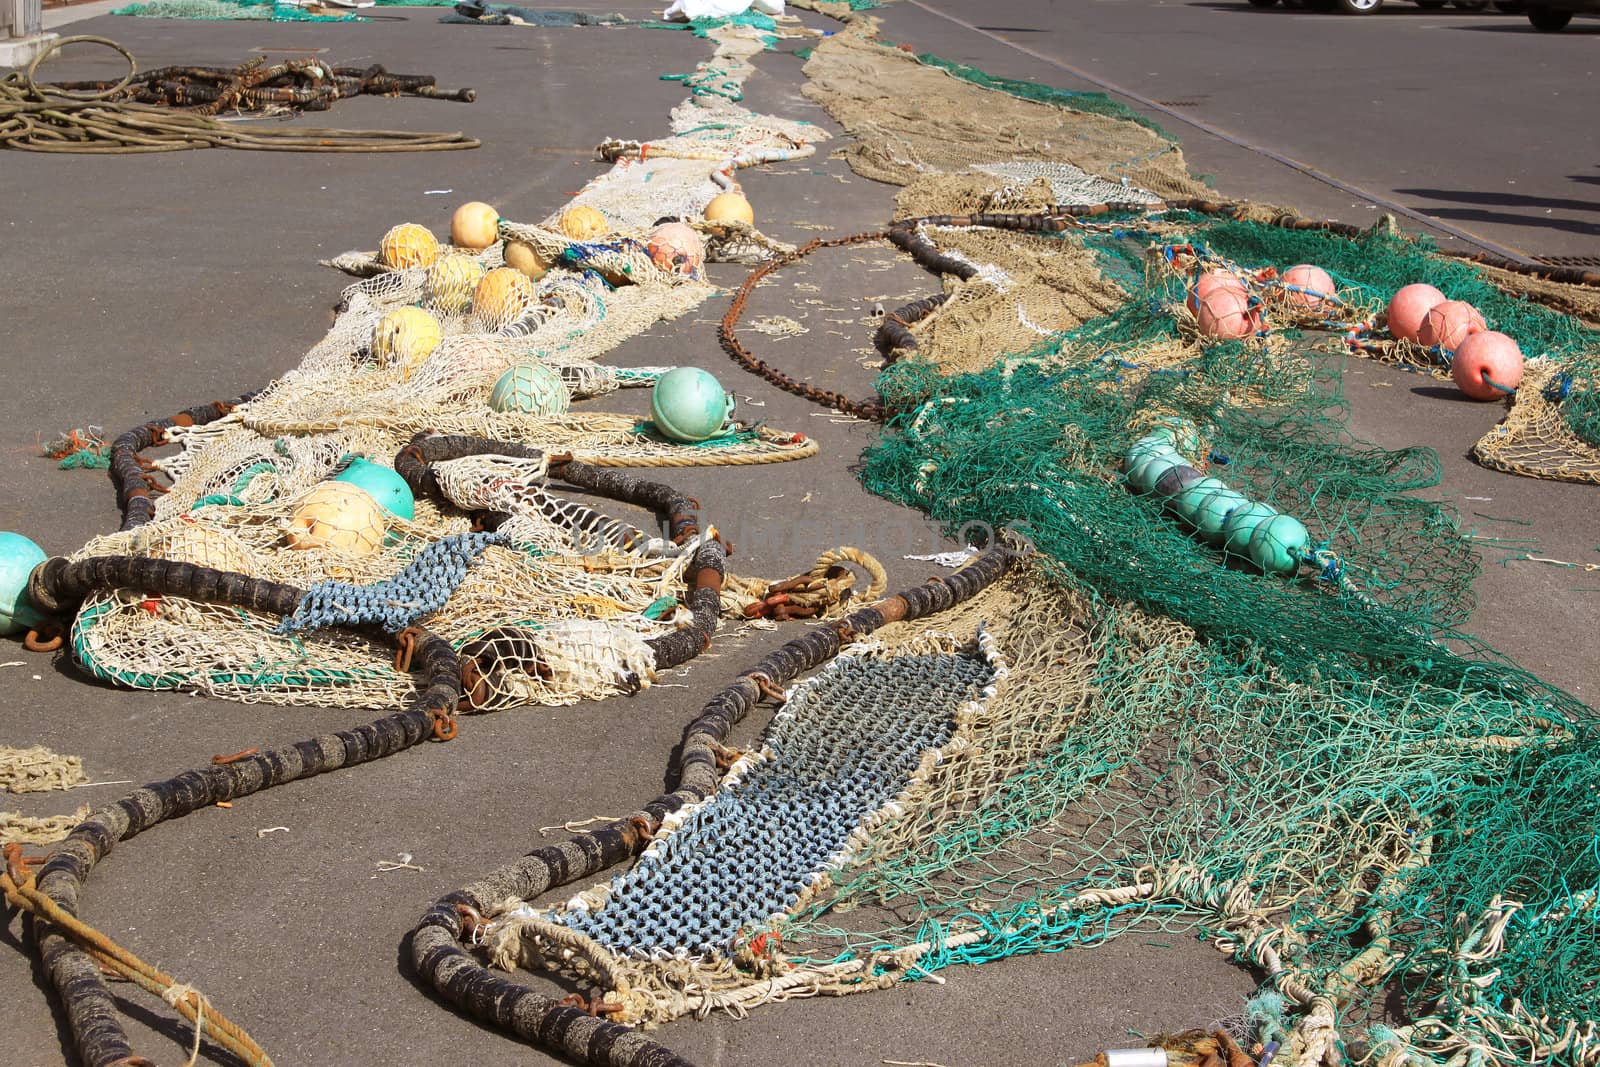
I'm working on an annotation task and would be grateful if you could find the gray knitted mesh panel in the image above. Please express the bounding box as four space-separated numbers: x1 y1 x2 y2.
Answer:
970 161 1164 207
562 649 997 957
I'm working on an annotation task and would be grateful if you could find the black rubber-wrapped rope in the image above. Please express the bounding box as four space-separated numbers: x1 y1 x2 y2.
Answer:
409 545 1016 1067
108 394 258 532
393 432 548 499
20 557 462 1067
875 293 950 359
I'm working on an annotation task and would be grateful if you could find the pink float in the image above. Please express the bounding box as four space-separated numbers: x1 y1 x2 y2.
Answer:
1187 269 1247 315
1451 331 1524 401
1385 283 1446 343
1196 285 1260 340
646 222 705 276
1281 264 1335 308
1417 300 1487 351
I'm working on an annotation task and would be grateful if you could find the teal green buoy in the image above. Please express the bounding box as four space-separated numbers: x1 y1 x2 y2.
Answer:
1124 436 1178 472
490 362 569 417
1220 501 1278 560
332 457 416 523
651 367 735 443
1188 486 1249 544
1248 514 1311 577
1127 450 1179 494
0 532 47 636
1170 476 1227 526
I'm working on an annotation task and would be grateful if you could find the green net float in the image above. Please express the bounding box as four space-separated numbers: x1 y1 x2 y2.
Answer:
1152 464 1204 500
1188 486 1249 544
490 362 570 417
1170 476 1227 526
1248 514 1311 577
1220 501 1278 560
1127 451 1180 494
331 457 416 523
0 532 47 636
1147 417 1201 456
651 367 736 443
1125 435 1179 471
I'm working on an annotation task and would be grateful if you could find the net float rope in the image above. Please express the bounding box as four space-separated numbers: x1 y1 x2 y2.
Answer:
409 544 1016 1067
109 394 260 531
13 556 461 1067
720 207 1152 422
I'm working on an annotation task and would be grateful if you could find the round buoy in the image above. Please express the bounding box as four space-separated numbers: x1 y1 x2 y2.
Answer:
331 457 417 522
1187 486 1250 544
471 267 538 332
1170 476 1228 526
423 254 486 315
1385 283 1445 343
647 222 705 276
1186 270 1247 316
489 362 570 416
559 205 610 241
650 367 734 443
1152 464 1205 500
1220 501 1278 560
1126 450 1180 494
379 223 441 270
1281 264 1335 308
504 239 551 281
149 524 257 574
1196 285 1260 340
451 201 500 250
284 482 389 555
704 192 754 226
1416 300 1486 352
0 532 47 636
371 307 443 375
1450 331 1524 401
1247 514 1310 577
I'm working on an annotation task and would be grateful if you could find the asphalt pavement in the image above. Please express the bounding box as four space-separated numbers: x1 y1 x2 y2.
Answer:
1 3 1596 1065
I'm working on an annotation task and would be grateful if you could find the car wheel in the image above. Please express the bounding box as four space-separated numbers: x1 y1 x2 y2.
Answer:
1527 7 1572 28
1337 0 1382 11
1248 0 1279 7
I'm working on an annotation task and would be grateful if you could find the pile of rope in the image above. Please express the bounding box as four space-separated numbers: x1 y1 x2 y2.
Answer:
0 37 480 153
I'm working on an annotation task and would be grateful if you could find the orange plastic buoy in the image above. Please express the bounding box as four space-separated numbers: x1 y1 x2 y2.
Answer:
1187 269 1247 315
704 192 754 226
1196 285 1260 340
1451 331 1524 401
379 223 441 270
503 239 551 281
450 202 500 250
1385 283 1445 343
559 205 610 241
471 267 538 331
646 222 705 276
1417 300 1486 351
1281 264 1335 308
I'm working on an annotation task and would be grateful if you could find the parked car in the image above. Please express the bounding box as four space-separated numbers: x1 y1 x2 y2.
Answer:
1249 0 1522 12
1523 0 1600 29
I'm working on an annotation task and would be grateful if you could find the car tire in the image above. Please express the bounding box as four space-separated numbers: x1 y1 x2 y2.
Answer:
1527 7 1572 28
1336 0 1382 11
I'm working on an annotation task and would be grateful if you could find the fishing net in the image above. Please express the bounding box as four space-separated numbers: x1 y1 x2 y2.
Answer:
39 24 831 716
800 22 1210 200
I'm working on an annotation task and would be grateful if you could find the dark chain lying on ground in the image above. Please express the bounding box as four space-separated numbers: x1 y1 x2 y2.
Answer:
1 36 481 153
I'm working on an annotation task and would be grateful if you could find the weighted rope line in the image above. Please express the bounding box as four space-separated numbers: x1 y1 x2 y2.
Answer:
721 208 1136 421
409 545 1017 1067
2 37 481 154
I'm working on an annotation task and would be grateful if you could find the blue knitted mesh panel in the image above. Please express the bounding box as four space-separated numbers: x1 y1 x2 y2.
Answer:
563 648 996 957
276 531 507 635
